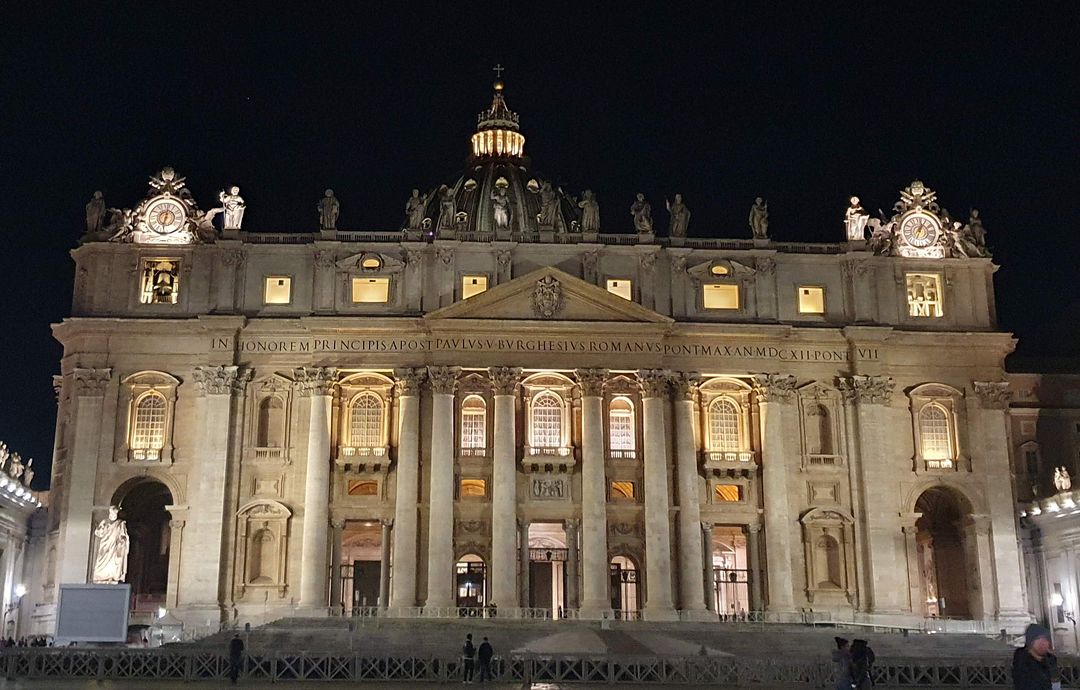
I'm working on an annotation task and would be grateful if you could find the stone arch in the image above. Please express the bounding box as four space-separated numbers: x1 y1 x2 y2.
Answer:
911 485 980 619
109 478 174 605
454 551 487 609
110 472 183 509
609 551 642 616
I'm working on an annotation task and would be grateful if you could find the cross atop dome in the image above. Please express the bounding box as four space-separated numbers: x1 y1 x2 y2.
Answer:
472 66 525 159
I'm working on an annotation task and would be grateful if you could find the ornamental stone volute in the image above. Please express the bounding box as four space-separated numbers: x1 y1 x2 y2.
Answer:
636 369 671 399
393 367 427 397
574 369 608 397
751 373 798 403
193 365 247 396
837 375 895 405
427 366 461 395
293 366 338 397
972 381 1012 409
488 367 522 396
671 372 701 401
72 367 112 397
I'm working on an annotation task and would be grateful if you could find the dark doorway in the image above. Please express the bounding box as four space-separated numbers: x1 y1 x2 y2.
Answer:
915 487 974 618
114 480 172 612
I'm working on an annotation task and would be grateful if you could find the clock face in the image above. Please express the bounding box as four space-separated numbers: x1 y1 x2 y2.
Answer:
900 212 940 248
145 197 187 235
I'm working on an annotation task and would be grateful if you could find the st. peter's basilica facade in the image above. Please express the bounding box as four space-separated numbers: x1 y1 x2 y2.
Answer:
43 80 1028 630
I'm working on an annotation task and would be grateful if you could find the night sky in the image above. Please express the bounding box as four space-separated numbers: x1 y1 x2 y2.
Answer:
2 4 1077 490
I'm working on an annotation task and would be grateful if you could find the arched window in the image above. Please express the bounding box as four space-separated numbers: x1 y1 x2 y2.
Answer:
131 392 167 456
349 392 384 448
708 398 741 451
918 403 953 460
460 395 487 452
609 397 635 452
256 396 285 448
530 391 563 449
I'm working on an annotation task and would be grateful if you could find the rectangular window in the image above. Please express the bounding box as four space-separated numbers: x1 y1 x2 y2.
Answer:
1020 420 1036 437
1024 449 1039 476
797 286 825 314
139 258 181 304
461 410 486 451
714 484 743 502
1055 583 1066 624
263 276 292 304
703 283 740 310
462 275 488 299
906 273 943 318
606 279 632 301
460 478 487 498
351 277 390 303
610 481 635 501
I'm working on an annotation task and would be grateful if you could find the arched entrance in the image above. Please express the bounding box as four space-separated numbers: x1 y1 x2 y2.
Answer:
112 480 173 614
914 486 975 619
609 555 639 620
455 553 486 611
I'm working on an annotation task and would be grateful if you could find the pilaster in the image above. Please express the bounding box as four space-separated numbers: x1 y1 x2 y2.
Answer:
490 367 522 608
673 372 707 614
574 368 609 617
637 369 676 619
295 366 336 610
425 366 459 609
390 368 425 607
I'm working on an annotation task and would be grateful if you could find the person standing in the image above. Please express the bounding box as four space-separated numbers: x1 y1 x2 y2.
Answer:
1013 624 1060 690
477 636 494 682
832 637 853 690
228 633 245 685
462 633 476 683
849 639 875 689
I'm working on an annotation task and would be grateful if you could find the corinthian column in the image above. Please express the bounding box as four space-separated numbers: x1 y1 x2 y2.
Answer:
390 368 425 608
972 381 1027 619
489 367 522 608
57 367 111 585
574 369 609 617
638 369 676 619
425 366 460 609
673 373 707 615
753 373 798 612
296 366 336 609
838 374 902 613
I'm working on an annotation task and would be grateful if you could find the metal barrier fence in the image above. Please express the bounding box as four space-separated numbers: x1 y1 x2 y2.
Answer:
1 648 1063 686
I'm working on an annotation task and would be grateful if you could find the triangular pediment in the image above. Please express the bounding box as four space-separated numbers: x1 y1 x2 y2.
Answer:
424 266 673 323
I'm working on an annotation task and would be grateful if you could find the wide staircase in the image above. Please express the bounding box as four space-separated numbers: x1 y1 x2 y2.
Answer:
195 616 1015 662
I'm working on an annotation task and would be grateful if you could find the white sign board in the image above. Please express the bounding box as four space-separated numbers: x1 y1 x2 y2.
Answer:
56 584 130 643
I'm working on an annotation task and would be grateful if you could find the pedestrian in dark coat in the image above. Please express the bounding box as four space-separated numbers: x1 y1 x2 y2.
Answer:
228 633 245 684
832 637 853 690
477 636 494 682
850 639 875 689
1013 624 1059 690
462 633 476 682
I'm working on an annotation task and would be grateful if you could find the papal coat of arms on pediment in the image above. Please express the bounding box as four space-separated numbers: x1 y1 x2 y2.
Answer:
532 275 564 318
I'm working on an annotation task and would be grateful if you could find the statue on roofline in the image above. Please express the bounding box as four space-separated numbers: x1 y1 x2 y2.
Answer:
405 189 428 230
578 189 600 233
318 189 340 230
630 192 652 234
85 191 106 235
666 193 690 238
749 197 769 239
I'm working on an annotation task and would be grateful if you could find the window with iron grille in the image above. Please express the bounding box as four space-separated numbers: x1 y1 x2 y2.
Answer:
349 392 384 448
460 396 487 450
131 392 166 452
708 398 741 451
918 403 952 460
530 392 563 448
609 397 635 451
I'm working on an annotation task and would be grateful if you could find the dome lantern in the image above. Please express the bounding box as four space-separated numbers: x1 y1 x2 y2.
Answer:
471 65 525 159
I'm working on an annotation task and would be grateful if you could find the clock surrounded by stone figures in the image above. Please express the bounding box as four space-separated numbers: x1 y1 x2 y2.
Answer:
144 196 187 236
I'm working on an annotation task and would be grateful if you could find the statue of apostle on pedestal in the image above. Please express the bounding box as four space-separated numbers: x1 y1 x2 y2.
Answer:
91 505 130 585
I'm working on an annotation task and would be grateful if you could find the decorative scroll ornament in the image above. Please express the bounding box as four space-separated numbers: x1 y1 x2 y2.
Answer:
393 367 427 397
972 381 1012 409
194 365 248 396
671 372 701 401
293 366 338 397
532 275 564 318
72 367 112 396
574 369 609 397
113 167 216 245
837 375 895 405
751 373 798 403
488 367 523 396
637 369 671 399
427 366 461 394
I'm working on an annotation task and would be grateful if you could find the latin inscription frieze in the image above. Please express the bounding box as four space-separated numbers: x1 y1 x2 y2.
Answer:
211 335 879 363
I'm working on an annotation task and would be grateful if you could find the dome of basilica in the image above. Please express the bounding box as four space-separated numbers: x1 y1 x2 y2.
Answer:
403 80 588 240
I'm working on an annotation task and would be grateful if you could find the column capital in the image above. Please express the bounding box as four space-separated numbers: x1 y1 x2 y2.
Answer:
393 367 427 397
379 517 394 529
71 367 112 397
489 367 523 396
746 523 762 535
52 374 64 403
899 512 921 532
193 365 245 396
972 380 1012 409
963 513 992 535
574 369 608 397
836 374 895 405
516 517 530 532
293 366 337 397
700 521 713 535
427 366 461 395
563 517 580 531
751 373 798 403
331 518 347 531
672 372 701 401
636 369 672 399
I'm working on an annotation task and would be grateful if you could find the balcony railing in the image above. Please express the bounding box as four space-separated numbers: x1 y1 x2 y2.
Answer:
339 446 388 458
526 446 572 457
254 448 284 460
704 450 755 464
459 447 489 458
608 449 637 460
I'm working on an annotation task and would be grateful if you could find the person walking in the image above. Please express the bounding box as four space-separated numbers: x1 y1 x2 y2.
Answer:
477 636 494 682
462 633 476 683
832 637 853 690
1013 624 1060 690
228 633 245 685
849 639 875 689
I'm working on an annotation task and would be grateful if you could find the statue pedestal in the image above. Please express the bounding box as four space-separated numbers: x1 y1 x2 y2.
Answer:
581 232 599 243
669 237 685 247
221 229 241 241
753 238 771 248
319 229 336 240
538 230 555 243
496 230 513 242
846 240 869 252
637 233 656 244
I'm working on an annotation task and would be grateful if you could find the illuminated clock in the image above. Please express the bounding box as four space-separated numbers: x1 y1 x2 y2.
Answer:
144 197 187 235
899 212 940 249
